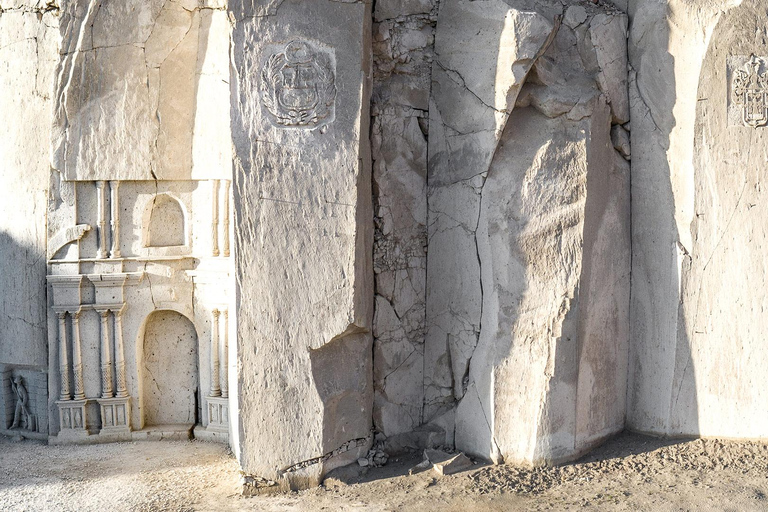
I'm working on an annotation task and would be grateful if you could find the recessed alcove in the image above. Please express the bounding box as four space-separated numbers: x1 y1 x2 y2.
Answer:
143 194 187 249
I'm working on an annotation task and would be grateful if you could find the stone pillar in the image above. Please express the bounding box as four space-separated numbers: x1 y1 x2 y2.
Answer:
210 309 221 397
424 2 630 465
220 308 228 398
211 180 220 257
97 308 113 398
95 181 108 259
222 180 231 258
71 309 85 401
230 0 373 489
56 311 70 400
114 307 128 399
109 181 121 258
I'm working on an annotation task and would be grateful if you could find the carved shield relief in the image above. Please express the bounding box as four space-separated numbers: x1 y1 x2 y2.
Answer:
260 40 337 129
729 55 768 127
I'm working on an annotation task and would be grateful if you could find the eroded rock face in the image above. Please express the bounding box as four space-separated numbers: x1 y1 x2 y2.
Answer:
0 5 58 368
371 1 435 441
424 0 630 464
0 0 640 490
52 0 231 181
230 0 374 489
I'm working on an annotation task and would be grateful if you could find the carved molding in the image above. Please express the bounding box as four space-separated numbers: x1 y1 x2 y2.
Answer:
47 224 91 260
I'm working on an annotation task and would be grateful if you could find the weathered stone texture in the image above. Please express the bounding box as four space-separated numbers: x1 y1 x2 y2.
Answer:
52 0 231 181
0 8 58 367
230 0 374 488
424 0 630 464
371 2 435 441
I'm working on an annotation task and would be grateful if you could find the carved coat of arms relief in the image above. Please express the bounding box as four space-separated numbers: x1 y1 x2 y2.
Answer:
260 40 337 129
731 55 768 128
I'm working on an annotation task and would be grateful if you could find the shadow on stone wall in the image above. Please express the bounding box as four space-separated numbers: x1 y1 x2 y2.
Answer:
0 231 47 368
625 1 699 439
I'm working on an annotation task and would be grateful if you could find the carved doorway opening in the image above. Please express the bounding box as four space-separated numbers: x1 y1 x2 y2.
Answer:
141 310 199 428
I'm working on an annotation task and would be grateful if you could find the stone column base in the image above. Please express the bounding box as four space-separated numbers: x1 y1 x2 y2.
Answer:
52 399 94 442
197 396 228 443
98 396 132 441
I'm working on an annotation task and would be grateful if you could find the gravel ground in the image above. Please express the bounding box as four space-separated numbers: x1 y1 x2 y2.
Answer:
2 432 768 511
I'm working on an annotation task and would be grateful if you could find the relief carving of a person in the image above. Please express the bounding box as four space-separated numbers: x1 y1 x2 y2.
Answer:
10 375 34 431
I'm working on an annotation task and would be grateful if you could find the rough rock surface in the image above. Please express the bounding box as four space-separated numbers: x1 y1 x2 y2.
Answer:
424 0 630 464
0 5 58 367
371 0 436 440
230 0 374 489
52 0 231 181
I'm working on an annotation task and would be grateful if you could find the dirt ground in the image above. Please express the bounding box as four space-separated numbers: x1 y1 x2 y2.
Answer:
2 432 768 511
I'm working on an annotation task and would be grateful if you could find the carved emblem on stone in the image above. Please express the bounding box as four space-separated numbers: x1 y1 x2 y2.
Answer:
731 55 768 128
260 40 336 128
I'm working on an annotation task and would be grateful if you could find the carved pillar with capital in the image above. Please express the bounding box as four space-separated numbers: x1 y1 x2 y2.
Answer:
211 180 220 257
56 310 71 400
71 309 85 401
221 308 229 398
109 181 121 258
96 181 108 259
96 308 114 398
222 180 231 257
210 309 221 397
114 307 128 399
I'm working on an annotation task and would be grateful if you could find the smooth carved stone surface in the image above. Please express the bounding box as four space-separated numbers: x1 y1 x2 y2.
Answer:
231 0 373 488
629 0 768 439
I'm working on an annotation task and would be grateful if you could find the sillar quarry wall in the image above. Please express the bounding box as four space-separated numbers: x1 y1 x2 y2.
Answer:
0 0 764 491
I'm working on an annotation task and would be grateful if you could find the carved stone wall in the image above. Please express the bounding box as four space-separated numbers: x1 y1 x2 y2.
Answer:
44 0 236 446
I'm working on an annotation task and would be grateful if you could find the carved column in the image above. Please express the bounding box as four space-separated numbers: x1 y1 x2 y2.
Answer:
96 181 108 259
220 309 229 398
210 309 221 397
211 180 220 257
57 311 71 400
71 310 85 400
97 308 114 398
222 180 231 257
109 181 121 258
114 307 128 398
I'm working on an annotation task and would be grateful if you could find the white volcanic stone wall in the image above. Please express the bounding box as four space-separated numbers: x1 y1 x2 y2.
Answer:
628 0 768 438
0 4 58 368
424 0 631 464
371 0 435 442
52 0 231 182
230 0 374 489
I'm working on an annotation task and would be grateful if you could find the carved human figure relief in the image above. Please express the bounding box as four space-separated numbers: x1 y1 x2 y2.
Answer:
260 40 336 128
730 55 768 127
10 375 35 432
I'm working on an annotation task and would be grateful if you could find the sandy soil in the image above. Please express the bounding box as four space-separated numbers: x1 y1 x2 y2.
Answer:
1 432 768 511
